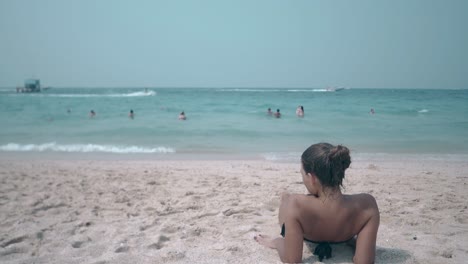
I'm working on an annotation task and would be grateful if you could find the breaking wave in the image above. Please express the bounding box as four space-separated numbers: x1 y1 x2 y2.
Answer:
0 142 174 154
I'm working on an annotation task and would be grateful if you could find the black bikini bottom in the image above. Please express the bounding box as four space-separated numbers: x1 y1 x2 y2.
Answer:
280 223 354 261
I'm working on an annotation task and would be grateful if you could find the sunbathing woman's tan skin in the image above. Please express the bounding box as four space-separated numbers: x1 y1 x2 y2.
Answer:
255 143 380 263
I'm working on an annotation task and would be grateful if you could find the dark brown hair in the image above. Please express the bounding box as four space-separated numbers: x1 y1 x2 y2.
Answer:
301 143 351 188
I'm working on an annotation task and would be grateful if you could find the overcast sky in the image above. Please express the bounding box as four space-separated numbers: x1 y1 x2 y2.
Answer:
1 0 467 88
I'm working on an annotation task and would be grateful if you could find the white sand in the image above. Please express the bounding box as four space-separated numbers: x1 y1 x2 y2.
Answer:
0 157 467 263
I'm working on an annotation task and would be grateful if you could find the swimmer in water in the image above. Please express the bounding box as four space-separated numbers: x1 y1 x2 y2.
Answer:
129 109 135 119
296 106 304 117
274 109 281 118
179 111 186 120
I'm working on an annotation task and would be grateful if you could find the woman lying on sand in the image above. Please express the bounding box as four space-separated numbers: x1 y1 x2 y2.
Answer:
255 143 380 263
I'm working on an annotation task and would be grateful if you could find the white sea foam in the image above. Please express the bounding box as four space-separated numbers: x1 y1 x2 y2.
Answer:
217 89 282 92
122 91 157 97
418 109 429 113
29 90 156 98
261 152 301 162
218 88 336 93
287 89 334 92
0 142 174 154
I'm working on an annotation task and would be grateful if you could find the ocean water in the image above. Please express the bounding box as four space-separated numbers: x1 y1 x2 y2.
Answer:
0 87 467 160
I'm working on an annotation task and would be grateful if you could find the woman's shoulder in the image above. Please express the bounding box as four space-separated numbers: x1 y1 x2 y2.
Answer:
346 193 379 213
287 193 320 202
281 193 309 204
356 193 377 205
283 193 325 215
281 193 318 208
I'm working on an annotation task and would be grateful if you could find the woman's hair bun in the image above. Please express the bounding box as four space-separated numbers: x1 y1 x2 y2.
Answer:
328 145 351 170
301 143 351 188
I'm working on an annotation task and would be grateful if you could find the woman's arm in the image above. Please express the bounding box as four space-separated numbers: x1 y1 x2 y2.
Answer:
256 193 305 263
278 194 304 263
254 228 302 263
354 195 380 264
280 217 304 263
254 193 304 263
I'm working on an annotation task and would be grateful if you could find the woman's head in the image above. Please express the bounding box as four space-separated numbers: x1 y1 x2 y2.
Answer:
301 143 351 189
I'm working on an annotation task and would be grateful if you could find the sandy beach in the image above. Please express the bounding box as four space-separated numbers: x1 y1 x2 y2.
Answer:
0 156 467 263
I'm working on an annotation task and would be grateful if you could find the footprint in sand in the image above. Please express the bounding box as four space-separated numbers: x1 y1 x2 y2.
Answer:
0 246 28 257
455 215 468 224
227 245 240 253
71 235 91 248
190 227 204 237
139 219 159 231
431 249 454 259
0 235 28 248
148 235 170 250
161 225 179 234
71 241 84 248
261 198 280 212
115 241 130 253
161 250 186 261
115 245 129 253
223 208 255 216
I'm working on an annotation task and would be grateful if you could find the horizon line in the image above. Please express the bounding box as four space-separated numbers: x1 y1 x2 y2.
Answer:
1 86 466 90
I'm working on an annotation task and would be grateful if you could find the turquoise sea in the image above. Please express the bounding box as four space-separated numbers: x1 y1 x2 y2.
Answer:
0 87 467 160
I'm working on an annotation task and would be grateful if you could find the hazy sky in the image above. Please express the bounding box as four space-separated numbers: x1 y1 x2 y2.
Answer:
1 0 467 88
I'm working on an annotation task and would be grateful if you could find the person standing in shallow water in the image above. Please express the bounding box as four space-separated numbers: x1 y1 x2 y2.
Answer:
129 109 135 119
178 111 186 120
255 143 380 263
296 106 304 117
267 108 273 116
274 109 281 118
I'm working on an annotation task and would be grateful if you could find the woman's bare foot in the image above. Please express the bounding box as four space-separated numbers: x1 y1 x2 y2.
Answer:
254 234 277 249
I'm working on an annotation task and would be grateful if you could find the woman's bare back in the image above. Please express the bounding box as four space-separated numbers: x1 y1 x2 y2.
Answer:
255 143 379 263
293 193 378 243
268 192 379 263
